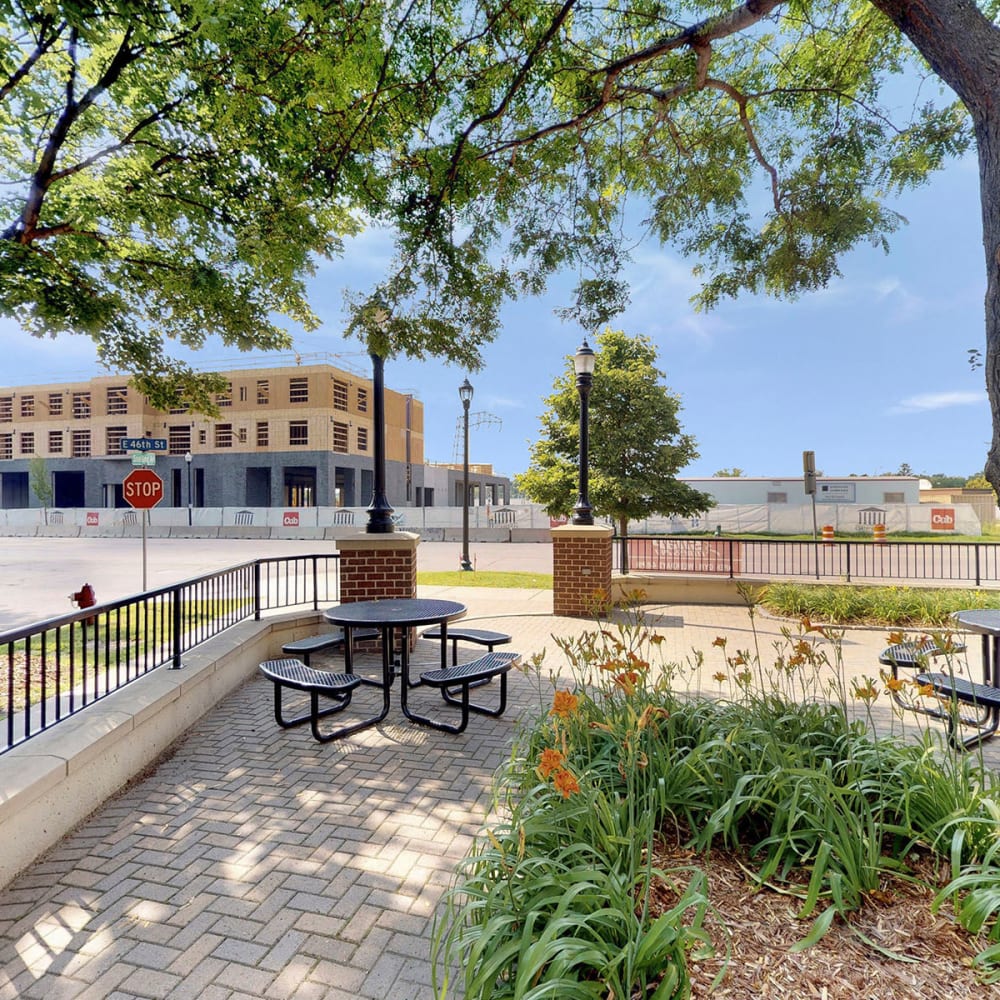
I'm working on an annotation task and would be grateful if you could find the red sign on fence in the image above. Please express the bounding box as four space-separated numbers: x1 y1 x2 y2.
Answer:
283 511 300 527
123 469 164 510
930 508 956 531
86 511 99 526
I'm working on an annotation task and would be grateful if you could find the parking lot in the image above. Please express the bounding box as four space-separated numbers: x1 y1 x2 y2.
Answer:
0 537 554 631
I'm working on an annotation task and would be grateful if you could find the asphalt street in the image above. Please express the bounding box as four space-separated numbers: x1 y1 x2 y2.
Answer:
0 537 554 631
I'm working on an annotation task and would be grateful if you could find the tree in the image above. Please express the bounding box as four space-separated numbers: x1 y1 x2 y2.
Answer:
966 473 997 497
714 468 745 478
345 0 1000 493
515 329 713 536
29 454 52 522
0 1 490 409
12 0 1000 482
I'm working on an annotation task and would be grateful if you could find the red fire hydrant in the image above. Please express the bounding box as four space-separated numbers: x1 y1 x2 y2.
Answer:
69 583 96 610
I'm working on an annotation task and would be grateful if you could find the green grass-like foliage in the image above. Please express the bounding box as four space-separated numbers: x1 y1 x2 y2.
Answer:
417 571 553 589
760 582 1000 626
433 592 1000 996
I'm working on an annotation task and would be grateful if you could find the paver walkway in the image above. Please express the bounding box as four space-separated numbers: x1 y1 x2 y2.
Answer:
0 588 996 999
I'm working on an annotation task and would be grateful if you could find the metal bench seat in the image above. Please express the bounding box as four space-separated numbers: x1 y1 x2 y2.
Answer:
878 638 965 671
259 657 377 743
915 671 1000 749
420 626 513 665
281 628 380 666
403 651 519 734
878 638 968 719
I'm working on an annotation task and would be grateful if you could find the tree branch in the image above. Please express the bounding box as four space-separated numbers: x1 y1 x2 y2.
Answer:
0 15 64 104
7 26 143 243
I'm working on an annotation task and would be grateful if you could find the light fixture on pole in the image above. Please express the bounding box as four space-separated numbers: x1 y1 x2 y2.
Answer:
459 378 474 571
184 451 193 526
572 339 596 526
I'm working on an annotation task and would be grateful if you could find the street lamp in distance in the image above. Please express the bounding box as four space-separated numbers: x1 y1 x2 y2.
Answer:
184 451 193 526
572 340 595 526
459 378 474 571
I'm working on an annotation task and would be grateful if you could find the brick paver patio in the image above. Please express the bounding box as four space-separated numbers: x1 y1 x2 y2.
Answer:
0 589 994 998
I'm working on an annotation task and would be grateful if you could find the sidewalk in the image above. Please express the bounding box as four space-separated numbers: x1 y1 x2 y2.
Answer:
0 588 994 999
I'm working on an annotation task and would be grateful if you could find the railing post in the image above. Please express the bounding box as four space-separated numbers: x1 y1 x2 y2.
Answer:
977 543 982 587
312 557 319 610
845 541 851 583
621 535 629 575
254 561 262 620
728 539 735 578
170 587 183 669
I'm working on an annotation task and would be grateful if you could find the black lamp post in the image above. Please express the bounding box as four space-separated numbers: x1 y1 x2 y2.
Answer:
365 350 395 532
459 378 474 570
184 451 193 526
572 339 596 525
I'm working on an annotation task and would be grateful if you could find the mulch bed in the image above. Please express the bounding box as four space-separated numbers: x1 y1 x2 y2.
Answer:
647 841 994 998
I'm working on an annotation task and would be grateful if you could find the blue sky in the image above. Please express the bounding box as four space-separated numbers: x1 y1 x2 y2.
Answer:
0 151 988 482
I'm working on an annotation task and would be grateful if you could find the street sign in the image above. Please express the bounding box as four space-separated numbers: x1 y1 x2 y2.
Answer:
120 437 167 452
131 452 156 467
123 469 164 509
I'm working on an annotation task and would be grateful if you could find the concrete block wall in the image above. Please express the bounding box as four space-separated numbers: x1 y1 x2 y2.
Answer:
552 524 613 617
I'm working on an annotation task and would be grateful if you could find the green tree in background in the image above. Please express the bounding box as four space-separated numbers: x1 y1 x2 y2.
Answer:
515 330 713 538
966 474 998 502
29 454 52 522
714 468 745 478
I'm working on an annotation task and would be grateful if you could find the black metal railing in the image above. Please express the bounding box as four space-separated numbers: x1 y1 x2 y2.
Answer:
1 554 339 754
614 536 1000 587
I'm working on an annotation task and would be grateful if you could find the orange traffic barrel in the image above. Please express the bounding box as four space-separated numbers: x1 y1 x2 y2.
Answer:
873 523 886 543
821 525 835 544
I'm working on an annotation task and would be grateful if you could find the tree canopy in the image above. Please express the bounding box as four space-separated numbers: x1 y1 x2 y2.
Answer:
7 0 1000 486
515 329 713 532
0 0 489 407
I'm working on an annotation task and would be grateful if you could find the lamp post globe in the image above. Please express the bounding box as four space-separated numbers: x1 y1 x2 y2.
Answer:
572 340 596 526
459 378 474 571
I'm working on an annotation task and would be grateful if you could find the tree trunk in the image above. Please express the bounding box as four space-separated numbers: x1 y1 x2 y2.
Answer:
869 0 1000 489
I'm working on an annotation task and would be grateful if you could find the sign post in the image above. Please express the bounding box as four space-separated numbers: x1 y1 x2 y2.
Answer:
803 451 820 580
123 469 164 590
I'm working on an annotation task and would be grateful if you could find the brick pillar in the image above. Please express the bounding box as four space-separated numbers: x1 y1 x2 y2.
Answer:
551 524 613 617
335 532 419 602
335 532 419 651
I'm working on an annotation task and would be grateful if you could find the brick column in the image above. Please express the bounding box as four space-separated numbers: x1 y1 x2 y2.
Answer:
335 532 420 651
335 532 419 602
551 524 613 617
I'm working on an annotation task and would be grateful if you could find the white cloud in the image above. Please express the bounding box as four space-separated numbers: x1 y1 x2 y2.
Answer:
889 390 985 414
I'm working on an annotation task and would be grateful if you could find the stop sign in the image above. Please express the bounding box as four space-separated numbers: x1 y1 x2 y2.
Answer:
123 468 164 509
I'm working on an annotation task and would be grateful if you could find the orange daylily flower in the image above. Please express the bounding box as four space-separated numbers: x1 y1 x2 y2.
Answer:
537 747 566 778
613 670 640 694
552 769 580 798
550 690 579 718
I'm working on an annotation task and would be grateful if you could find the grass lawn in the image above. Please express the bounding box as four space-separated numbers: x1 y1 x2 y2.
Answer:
417 570 552 589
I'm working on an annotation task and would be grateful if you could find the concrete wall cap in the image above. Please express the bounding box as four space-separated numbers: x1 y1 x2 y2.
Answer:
550 524 614 539
336 532 420 553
